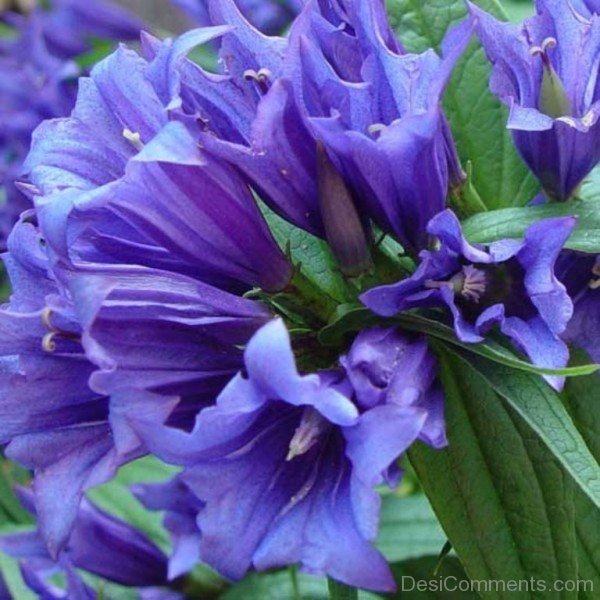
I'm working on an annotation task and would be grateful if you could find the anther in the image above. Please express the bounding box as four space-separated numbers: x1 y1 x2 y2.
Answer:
42 332 57 352
368 123 387 137
589 262 600 290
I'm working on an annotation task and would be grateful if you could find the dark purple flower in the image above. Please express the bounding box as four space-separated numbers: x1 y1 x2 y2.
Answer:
0 489 175 599
174 0 302 35
0 219 129 556
557 252 600 363
362 209 576 390
0 15 78 243
138 2 326 237
569 0 600 18
0 215 270 554
469 0 600 200
128 319 443 591
23 38 292 293
276 0 470 255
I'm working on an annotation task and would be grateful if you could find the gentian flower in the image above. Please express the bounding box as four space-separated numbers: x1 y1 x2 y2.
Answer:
173 0 303 35
0 488 177 599
128 319 444 592
277 0 470 255
362 209 576 390
0 214 270 554
139 1 326 237
470 0 600 200
0 0 142 245
0 219 126 555
23 38 292 293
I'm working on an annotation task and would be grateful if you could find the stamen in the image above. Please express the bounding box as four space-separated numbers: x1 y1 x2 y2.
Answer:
42 332 57 352
459 265 487 303
589 262 600 290
425 265 487 303
123 128 144 151
529 37 557 65
368 123 387 137
243 68 272 94
40 307 81 352
286 407 329 461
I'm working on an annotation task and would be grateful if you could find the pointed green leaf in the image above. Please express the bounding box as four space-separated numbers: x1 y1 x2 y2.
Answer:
410 346 578 597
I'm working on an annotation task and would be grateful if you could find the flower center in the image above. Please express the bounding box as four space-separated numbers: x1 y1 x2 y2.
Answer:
286 407 329 461
425 265 487 303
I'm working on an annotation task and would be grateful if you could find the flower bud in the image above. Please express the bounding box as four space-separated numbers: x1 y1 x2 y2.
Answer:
316 142 373 277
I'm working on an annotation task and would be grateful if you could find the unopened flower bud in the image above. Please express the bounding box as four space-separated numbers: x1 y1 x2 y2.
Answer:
316 142 373 277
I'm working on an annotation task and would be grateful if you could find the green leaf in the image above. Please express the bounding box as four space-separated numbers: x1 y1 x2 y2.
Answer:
0 552 36 600
452 349 600 512
388 556 476 599
376 493 448 563
260 201 354 308
462 199 600 253
561 357 600 593
395 312 599 377
387 0 539 211
410 346 578 597
0 461 32 525
328 579 358 600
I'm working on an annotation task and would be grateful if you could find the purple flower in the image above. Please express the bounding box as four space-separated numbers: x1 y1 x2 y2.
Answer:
275 0 470 254
0 215 270 554
340 326 447 451
128 319 443 591
558 252 600 363
362 209 576 390
0 488 175 599
138 3 326 238
469 0 600 200
23 38 292 293
174 0 302 35
0 219 128 556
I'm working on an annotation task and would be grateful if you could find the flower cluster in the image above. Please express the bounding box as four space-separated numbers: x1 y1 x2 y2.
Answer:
0 0 598 596
0 0 142 243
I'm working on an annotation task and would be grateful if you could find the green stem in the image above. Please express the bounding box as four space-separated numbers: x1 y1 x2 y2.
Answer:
289 566 301 600
327 578 358 600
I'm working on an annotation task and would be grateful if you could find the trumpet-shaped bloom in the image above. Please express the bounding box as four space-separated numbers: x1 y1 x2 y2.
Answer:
0 217 270 555
23 36 292 293
470 0 600 199
0 0 142 245
277 0 470 254
362 209 576 389
0 489 175 599
128 319 444 592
